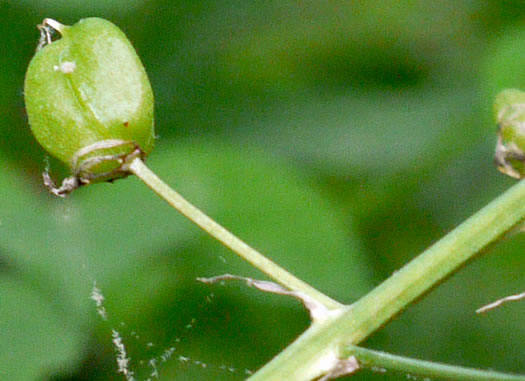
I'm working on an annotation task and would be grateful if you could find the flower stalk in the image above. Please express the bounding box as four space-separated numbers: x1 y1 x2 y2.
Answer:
128 157 342 310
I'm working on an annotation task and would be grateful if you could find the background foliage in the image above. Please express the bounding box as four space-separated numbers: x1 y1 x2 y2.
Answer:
1 1 524 380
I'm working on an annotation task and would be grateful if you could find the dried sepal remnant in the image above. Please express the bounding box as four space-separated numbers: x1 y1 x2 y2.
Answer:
198 274 344 323
477 290 525 313
24 17 155 195
37 18 65 50
43 171 79 198
43 141 144 196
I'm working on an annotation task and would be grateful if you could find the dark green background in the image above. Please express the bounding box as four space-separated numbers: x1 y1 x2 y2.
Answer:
1 1 524 380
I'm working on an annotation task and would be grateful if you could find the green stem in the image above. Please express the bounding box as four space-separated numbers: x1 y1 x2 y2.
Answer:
249 178 525 380
345 346 525 381
128 157 341 310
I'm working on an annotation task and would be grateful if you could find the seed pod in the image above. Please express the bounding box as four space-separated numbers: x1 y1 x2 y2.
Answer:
494 89 525 179
24 18 155 195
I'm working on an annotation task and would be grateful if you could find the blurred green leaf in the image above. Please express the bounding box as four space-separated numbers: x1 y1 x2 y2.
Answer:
0 156 92 314
233 89 475 178
0 157 91 380
215 1 477 91
0 275 85 381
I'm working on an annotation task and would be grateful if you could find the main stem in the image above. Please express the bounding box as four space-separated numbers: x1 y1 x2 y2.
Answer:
128 157 341 310
249 178 525 380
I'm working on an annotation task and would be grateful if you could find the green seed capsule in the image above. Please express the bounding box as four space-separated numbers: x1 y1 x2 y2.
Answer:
24 18 155 194
494 89 525 179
